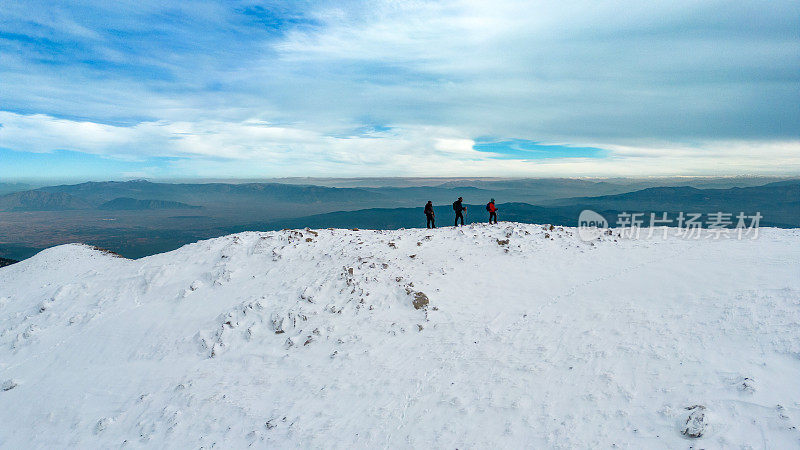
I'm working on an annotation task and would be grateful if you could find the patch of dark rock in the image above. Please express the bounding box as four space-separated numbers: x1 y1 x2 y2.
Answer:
0 257 17 268
412 291 429 310
739 377 756 393
89 246 125 258
682 405 707 438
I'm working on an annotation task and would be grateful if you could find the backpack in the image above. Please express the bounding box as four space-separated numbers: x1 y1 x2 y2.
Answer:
453 201 459 212
486 202 491 211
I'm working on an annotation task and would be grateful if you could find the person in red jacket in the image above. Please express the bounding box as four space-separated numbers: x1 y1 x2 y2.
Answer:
487 198 498 224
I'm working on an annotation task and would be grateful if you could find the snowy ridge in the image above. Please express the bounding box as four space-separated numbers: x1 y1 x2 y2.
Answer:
1 224 799 448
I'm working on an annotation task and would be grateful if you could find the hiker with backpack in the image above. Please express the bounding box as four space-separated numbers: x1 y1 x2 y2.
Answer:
453 197 466 226
424 200 436 228
486 199 498 224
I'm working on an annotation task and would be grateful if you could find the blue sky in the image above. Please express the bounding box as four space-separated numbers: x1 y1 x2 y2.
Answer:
473 139 608 160
0 0 798 180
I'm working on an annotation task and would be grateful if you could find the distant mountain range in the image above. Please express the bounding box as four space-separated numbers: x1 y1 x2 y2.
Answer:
546 181 799 227
0 190 92 211
33 180 380 206
0 182 35 196
0 191 201 212
0 179 797 261
549 181 799 208
257 176 800 190
98 198 201 211
2 178 797 215
255 181 799 230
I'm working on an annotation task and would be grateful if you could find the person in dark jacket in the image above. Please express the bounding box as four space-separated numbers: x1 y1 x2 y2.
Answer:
453 197 466 226
424 201 436 228
487 198 498 224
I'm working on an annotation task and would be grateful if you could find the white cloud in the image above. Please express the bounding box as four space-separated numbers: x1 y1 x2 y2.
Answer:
1 111 798 178
0 0 797 178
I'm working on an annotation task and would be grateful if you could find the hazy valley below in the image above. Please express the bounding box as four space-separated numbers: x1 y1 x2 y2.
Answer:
0 177 797 262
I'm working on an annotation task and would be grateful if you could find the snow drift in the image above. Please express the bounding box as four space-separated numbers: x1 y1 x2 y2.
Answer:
1 223 799 448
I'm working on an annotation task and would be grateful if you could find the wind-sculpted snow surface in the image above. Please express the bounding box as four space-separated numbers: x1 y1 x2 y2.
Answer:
1 224 799 448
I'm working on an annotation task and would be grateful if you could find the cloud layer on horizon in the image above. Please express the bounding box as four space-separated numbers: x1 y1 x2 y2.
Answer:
0 0 798 179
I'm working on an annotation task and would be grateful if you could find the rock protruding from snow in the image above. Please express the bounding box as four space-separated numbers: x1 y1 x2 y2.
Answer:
412 291 429 310
738 377 756 393
681 405 707 438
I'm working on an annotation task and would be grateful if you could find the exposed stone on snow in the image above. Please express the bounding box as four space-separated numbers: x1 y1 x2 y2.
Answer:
1 379 18 391
681 405 707 438
412 291 429 310
95 417 114 434
738 377 756 393
776 404 791 421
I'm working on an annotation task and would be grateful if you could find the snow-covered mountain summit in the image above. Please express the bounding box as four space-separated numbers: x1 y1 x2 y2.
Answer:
1 224 799 448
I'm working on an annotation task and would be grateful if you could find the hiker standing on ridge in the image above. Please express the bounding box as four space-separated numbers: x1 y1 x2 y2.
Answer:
424 200 436 229
486 198 498 224
453 197 466 226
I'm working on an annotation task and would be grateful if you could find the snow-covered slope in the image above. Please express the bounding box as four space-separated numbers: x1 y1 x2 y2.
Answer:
1 224 799 448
